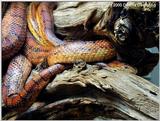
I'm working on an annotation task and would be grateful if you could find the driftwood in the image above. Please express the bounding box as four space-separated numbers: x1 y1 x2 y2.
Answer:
53 2 159 48
2 2 159 120
3 62 159 120
53 2 117 40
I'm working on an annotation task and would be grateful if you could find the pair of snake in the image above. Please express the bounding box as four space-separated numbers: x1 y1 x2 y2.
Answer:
2 2 136 112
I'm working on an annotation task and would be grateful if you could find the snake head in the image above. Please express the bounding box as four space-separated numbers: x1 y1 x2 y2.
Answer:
114 17 132 45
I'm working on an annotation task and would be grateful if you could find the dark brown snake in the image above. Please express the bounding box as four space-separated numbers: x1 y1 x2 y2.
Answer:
2 2 136 112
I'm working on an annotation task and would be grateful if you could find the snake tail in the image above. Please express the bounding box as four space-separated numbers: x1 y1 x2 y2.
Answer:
2 54 65 112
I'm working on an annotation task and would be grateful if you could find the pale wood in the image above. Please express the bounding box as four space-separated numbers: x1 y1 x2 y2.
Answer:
45 63 159 120
2 2 159 120
53 2 115 40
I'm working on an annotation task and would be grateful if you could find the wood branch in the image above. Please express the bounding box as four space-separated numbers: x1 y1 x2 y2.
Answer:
53 2 158 48
2 2 159 120
45 63 159 120
3 62 159 120
53 2 117 40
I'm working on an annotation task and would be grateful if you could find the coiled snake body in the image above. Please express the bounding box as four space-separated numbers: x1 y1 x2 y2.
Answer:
2 2 136 112
2 55 65 111
2 3 27 60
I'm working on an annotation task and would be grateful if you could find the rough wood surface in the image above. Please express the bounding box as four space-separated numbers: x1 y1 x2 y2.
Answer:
2 2 159 120
45 62 159 120
53 2 117 40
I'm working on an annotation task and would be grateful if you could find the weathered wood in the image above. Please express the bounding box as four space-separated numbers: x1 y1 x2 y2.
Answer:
45 63 159 120
53 2 159 48
53 2 118 40
2 2 159 120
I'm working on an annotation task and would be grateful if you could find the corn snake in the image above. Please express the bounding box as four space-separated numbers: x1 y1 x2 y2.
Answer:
2 2 137 112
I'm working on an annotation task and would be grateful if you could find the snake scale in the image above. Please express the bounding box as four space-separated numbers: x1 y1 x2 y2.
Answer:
2 3 27 60
2 2 136 112
2 55 65 111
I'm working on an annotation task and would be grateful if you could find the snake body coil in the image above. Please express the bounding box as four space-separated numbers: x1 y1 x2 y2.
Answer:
26 3 116 66
48 40 116 66
24 31 53 65
24 31 116 66
2 55 65 111
36 3 63 46
2 3 27 60
3 2 117 112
